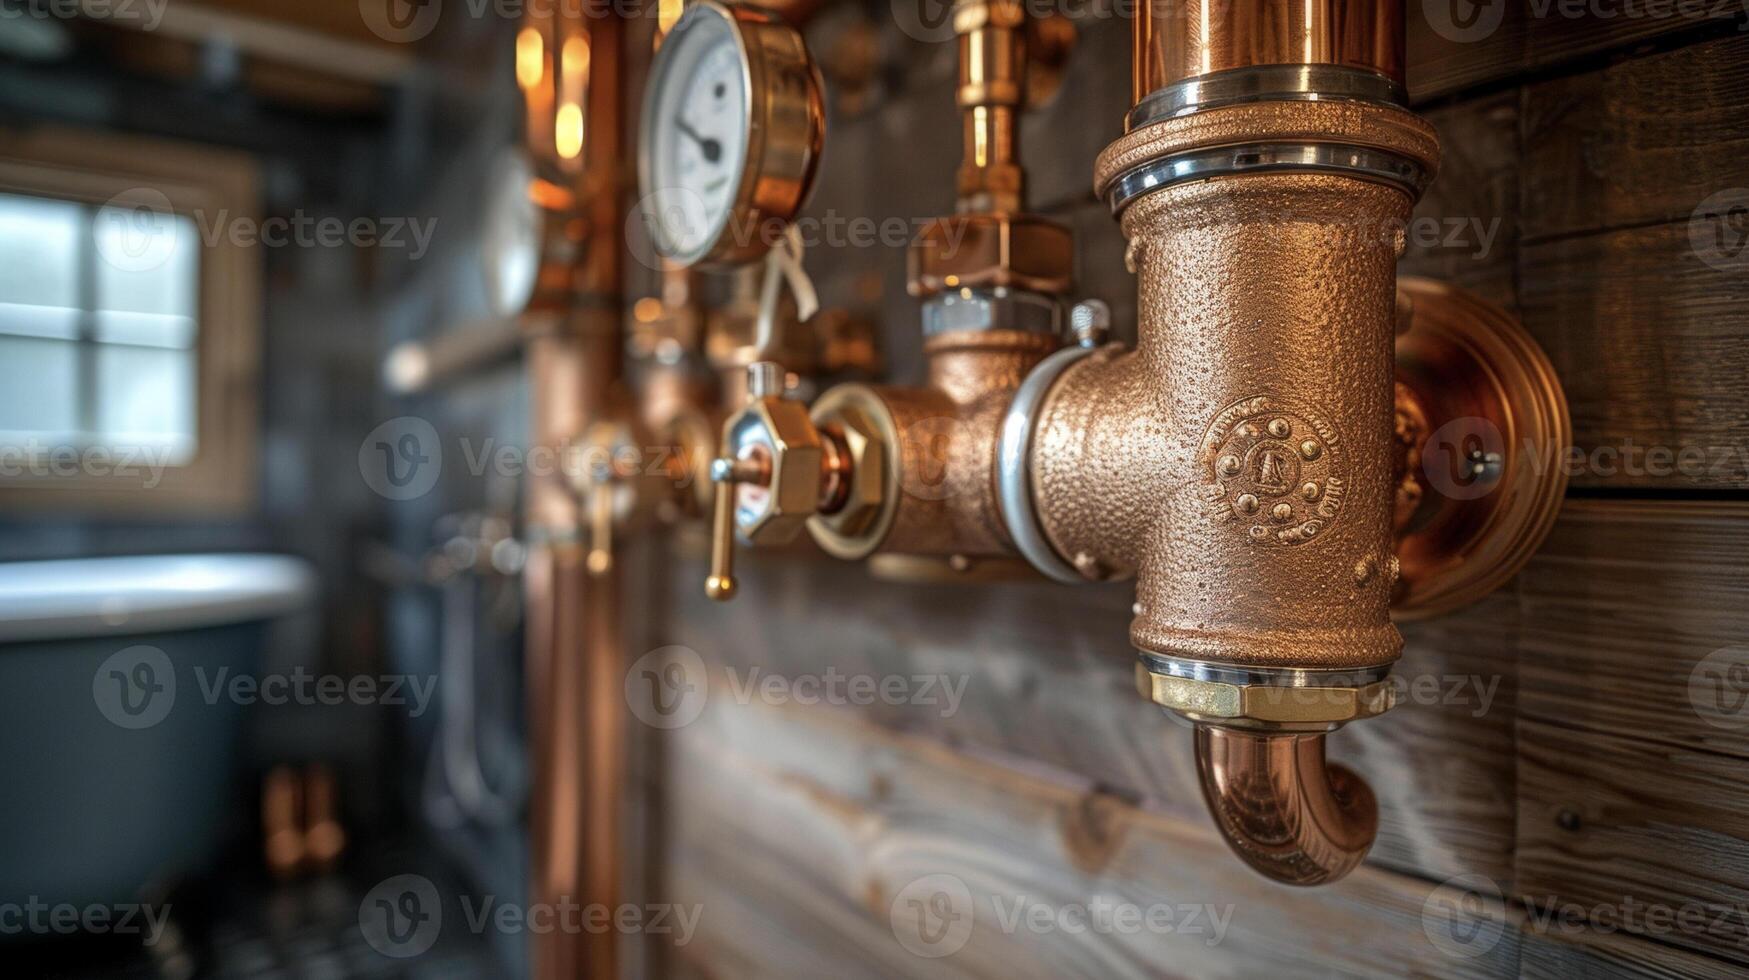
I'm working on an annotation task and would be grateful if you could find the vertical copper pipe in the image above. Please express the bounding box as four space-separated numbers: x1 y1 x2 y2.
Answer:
955 0 1026 213
1134 0 1404 103
525 5 626 979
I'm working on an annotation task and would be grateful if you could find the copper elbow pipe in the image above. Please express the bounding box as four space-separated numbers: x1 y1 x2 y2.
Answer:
1195 727 1378 886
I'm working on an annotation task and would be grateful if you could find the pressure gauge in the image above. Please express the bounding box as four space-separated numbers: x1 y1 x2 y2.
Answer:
480 147 543 317
638 0 824 268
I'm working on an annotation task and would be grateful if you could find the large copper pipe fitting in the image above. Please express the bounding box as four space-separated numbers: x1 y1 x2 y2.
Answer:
998 0 1567 885
996 0 1445 884
799 0 1072 578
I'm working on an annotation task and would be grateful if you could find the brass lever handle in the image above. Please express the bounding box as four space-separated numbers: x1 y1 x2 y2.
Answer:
706 459 739 601
705 453 773 601
587 476 615 577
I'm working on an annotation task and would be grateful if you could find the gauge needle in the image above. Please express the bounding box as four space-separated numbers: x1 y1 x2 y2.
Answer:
675 118 722 165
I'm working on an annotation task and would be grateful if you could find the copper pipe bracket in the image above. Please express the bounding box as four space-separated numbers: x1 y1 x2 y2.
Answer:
1391 277 1571 620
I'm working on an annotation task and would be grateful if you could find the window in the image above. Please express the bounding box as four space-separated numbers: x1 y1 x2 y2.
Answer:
0 129 259 513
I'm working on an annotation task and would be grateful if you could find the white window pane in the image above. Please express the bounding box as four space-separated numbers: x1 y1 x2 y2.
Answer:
0 193 81 311
94 344 196 461
94 209 198 317
0 301 81 340
93 311 197 349
0 335 79 436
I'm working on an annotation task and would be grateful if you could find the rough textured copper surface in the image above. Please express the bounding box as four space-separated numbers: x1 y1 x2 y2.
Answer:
834 330 1058 559
1134 0 1403 103
1034 173 1413 671
1391 277 1571 621
1092 99 1439 201
1195 726 1379 885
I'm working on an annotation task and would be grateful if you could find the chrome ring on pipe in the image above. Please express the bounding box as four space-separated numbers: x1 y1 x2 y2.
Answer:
1126 64 1406 130
998 342 1102 584
1105 141 1430 216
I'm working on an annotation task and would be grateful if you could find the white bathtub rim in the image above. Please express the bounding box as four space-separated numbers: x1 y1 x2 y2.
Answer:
0 553 317 643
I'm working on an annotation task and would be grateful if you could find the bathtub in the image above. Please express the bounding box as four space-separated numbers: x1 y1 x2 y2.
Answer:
0 553 316 917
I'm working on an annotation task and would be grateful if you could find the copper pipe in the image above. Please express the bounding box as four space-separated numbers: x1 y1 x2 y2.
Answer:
1195 727 1377 886
1134 0 1403 103
956 0 1026 213
523 4 627 978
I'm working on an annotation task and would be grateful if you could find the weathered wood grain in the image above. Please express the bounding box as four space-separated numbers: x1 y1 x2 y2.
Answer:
661 536 1520 888
1515 719 1749 966
1522 32 1749 241
1407 0 1743 102
649 694 1523 979
1519 926 1747 979
1400 91 1521 309
1518 501 1749 757
1518 221 1749 489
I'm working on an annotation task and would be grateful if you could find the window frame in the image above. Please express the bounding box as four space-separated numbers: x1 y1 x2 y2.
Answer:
0 127 261 515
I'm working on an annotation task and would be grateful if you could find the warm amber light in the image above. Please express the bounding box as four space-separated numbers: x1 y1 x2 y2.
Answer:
555 103 584 160
632 297 664 323
562 33 590 101
515 27 545 91
972 106 990 168
656 0 685 43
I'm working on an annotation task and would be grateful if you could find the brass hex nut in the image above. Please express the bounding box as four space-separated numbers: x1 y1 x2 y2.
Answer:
731 397 824 545
815 404 887 540
806 384 901 562
1134 663 1396 726
907 213 1073 298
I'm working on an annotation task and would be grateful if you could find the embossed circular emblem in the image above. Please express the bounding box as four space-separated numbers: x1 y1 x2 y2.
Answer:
1201 396 1344 545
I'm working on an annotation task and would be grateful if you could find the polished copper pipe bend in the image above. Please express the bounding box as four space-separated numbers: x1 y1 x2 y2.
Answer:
1195 726 1379 886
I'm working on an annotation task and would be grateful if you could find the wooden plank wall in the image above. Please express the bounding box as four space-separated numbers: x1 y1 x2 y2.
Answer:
627 7 1749 979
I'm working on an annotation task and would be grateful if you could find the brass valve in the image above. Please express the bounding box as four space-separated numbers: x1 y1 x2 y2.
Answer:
705 362 854 600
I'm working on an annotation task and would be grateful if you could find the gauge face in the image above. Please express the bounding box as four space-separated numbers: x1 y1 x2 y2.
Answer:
480 147 542 317
643 8 748 265
638 1 823 268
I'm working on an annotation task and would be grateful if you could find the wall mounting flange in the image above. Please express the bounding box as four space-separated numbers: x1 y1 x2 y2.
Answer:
1391 277 1571 621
